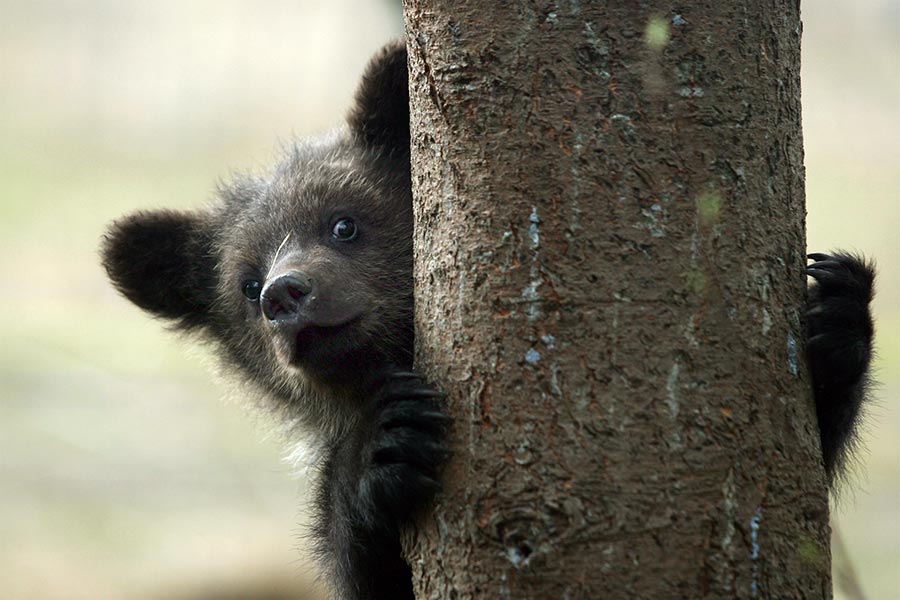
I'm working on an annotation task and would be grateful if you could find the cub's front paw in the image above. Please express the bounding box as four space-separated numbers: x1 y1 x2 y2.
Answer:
805 252 875 385
358 371 450 532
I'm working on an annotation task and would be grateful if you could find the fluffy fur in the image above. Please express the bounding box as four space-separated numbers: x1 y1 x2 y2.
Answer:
805 252 875 483
103 41 448 600
101 40 875 599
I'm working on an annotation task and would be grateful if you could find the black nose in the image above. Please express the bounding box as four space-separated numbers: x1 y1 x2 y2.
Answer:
260 272 313 321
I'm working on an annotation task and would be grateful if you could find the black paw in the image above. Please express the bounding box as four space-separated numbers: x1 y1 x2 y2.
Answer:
357 371 451 532
805 252 875 386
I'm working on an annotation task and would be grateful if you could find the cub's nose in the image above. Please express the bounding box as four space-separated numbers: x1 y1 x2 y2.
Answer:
260 272 313 321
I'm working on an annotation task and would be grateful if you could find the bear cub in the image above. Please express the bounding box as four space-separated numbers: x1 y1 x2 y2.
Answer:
102 41 875 600
103 41 447 600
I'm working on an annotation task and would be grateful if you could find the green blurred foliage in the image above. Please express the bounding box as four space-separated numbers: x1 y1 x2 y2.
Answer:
0 1 896 599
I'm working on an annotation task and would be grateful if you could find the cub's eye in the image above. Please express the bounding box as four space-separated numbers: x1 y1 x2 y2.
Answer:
241 279 262 301
331 218 358 241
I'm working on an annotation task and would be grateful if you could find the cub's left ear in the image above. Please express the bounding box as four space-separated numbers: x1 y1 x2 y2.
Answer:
347 39 409 153
101 210 218 330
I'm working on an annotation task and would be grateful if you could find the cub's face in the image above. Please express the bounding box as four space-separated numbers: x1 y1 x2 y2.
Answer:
214 142 414 386
101 41 412 422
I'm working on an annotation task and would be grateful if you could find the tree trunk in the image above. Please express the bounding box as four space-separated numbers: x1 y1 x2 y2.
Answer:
404 2 831 598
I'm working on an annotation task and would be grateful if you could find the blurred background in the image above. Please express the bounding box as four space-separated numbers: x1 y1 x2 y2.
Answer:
0 1 896 599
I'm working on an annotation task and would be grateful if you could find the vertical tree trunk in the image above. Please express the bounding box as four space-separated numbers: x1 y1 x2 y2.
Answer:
404 2 831 598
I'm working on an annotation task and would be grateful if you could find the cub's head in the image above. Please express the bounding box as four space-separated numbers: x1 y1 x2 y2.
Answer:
102 41 411 431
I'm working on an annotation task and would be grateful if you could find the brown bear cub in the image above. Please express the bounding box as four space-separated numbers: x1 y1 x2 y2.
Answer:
103 41 448 600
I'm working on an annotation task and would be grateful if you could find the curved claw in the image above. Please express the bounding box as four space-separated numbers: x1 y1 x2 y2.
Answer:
805 267 833 278
806 259 843 270
804 304 827 318
389 371 423 380
404 389 447 399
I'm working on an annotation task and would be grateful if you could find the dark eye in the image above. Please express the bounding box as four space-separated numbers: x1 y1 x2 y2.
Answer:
331 218 358 241
241 279 262 301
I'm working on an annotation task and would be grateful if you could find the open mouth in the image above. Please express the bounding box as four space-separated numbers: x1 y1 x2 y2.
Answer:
288 315 364 366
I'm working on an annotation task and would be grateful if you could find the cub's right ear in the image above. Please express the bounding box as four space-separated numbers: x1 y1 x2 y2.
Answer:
101 210 217 330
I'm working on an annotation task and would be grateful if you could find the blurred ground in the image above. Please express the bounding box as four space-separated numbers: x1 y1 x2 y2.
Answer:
0 1 896 598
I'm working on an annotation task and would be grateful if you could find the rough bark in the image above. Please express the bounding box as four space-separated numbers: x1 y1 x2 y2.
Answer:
404 2 830 598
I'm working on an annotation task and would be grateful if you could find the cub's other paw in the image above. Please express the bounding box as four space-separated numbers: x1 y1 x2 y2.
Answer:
805 252 875 385
358 371 450 532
